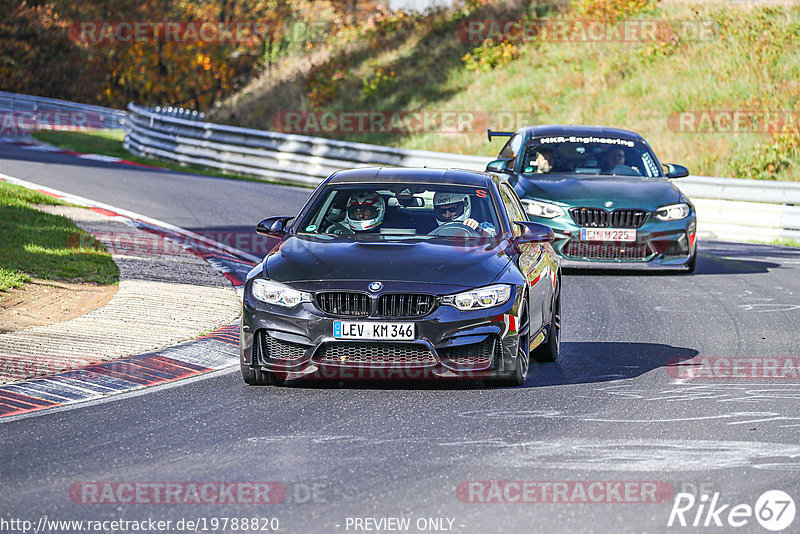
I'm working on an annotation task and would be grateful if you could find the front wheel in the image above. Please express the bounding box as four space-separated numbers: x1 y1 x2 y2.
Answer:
684 248 698 274
532 284 560 363
240 352 285 386
497 297 530 387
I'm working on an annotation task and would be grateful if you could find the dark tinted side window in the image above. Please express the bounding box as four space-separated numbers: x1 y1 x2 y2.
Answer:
498 134 523 170
499 184 526 237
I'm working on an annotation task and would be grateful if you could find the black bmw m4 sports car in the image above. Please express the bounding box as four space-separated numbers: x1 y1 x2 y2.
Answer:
240 167 561 387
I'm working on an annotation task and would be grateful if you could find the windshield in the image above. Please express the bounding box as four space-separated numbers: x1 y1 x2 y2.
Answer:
296 183 502 241
520 136 663 178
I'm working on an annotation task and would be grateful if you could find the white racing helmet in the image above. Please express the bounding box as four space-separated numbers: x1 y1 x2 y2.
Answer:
345 191 385 232
433 191 471 226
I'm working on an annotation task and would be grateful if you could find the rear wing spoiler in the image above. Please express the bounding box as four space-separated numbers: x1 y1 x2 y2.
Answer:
487 129 514 141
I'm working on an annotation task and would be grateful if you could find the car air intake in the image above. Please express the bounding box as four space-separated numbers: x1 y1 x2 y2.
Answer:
377 294 435 317
570 208 648 228
259 332 308 362
565 241 651 261
314 343 437 367
315 292 370 316
438 337 496 370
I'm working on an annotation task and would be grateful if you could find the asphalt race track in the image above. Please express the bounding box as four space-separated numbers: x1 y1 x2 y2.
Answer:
2 142 800 533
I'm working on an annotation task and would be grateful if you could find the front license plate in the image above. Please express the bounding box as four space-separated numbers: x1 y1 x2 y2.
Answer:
333 321 415 340
580 228 636 242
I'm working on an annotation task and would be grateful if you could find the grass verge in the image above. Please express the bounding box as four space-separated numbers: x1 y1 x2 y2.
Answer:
770 239 800 248
0 181 119 294
31 130 313 188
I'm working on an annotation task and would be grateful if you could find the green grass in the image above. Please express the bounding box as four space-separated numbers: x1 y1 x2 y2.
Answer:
33 129 128 157
0 181 119 294
770 239 800 248
209 1 800 181
31 130 314 188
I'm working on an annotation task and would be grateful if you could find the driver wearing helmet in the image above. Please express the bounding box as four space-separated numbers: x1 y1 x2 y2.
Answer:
336 190 385 233
433 192 496 237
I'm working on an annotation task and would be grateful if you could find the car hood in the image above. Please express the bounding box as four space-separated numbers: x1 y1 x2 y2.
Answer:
264 234 511 290
515 175 683 209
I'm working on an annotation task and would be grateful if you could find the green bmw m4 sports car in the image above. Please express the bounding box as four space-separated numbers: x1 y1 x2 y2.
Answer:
486 125 697 272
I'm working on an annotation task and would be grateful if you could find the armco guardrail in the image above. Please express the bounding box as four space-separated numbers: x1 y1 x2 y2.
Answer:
672 179 800 242
0 91 127 130
123 102 798 243
124 103 490 185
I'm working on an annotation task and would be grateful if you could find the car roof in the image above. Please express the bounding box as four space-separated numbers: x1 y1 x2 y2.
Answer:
325 167 494 187
516 125 647 143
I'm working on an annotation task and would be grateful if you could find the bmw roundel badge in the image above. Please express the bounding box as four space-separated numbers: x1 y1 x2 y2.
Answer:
368 281 383 292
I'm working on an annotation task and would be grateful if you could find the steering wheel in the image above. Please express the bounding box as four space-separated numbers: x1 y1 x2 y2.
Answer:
322 218 355 235
603 164 641 176
427 222 480 237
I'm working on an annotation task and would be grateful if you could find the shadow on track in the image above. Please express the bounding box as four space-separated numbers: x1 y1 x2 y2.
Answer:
524 341 697 388
272 342 697 391
565 243 785 277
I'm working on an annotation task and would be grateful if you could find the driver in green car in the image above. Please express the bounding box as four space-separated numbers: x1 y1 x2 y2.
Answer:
534 147 556 174
433 191 496 237
602 147 641 175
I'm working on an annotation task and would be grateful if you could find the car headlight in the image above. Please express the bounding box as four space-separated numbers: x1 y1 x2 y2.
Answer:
521 199 565 219
654 203 690 221
251 279 310 307
442 284 512 311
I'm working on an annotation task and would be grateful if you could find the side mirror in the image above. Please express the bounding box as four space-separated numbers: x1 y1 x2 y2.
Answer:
514 221 555 243
664 163 689 179
486 158 513 173
256 216 293 237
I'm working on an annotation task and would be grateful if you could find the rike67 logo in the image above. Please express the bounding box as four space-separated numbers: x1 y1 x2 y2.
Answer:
668 490 795 531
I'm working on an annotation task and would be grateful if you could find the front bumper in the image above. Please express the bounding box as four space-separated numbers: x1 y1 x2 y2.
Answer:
240 281 527 380
529 214 697 268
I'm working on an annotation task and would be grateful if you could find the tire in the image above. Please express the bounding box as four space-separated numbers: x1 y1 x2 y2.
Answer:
532 283 560 363
240 351 285 386
684 248 698 274
497 296 530 387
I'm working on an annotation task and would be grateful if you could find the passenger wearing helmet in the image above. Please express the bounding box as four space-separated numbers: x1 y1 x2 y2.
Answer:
329 190 385 233
433 191 496 237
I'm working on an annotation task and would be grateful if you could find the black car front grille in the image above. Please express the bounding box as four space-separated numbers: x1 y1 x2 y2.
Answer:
570 208 648 228
315 292 370 316
259 332 309 362
610 209 648 228
438 338 495 369
314 343 437 367
565 241 651 261
377 294 435 317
